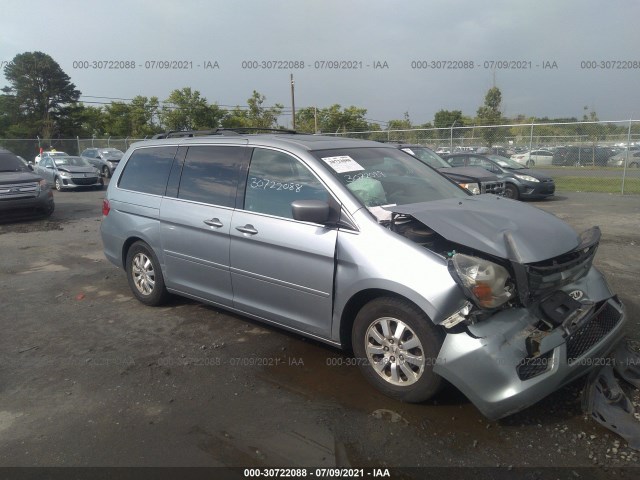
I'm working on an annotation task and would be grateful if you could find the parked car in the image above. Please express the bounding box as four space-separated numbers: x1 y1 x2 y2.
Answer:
100 131 626 420
443 153 555 200
607 150 640 168
81 147 125 178
35 155 103 191
388 143 504 195
476 146 513 158
0 148 54 219
34 150 69 164
552 146 615 166
510 149 554 167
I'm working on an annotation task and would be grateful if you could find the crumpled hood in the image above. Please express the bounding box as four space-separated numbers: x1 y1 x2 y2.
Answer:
387 195 581 264
58 166 97 174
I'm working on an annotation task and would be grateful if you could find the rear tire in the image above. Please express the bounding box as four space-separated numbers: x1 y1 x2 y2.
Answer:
504 183 520 200
352 297 445 403
126 241 169 306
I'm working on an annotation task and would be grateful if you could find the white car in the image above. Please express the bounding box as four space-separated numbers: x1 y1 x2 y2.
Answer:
510 149 553 167
34 151 69 164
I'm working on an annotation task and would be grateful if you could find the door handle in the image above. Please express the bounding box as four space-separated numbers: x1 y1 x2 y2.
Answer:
203 218 223 228
235 224 258 235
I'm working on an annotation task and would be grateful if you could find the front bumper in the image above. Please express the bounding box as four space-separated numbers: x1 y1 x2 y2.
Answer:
59 175 103 189
0 190 54 218
434 267 626 420
518 179 555 198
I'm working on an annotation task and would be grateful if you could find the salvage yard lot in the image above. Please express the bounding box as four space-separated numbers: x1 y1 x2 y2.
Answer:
0 187 639 473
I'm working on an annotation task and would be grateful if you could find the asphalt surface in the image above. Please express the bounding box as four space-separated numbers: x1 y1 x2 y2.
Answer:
0 187 639 475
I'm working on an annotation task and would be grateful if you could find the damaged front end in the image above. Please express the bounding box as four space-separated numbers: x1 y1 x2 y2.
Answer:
383 197 627 420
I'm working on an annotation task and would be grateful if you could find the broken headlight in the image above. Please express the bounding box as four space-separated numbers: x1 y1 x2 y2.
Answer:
449 253 514 309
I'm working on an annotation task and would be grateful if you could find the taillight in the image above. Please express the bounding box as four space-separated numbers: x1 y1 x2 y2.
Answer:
102 199 110 216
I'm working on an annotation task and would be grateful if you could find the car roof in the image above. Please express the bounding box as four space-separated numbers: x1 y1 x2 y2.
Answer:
131 133 388 152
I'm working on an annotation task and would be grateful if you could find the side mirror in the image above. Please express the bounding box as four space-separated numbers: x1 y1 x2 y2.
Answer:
291 200 330 224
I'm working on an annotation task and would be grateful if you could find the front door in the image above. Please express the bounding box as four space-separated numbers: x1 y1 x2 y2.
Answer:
229 148 338 337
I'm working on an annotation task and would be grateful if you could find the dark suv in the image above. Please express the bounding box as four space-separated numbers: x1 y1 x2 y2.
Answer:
0 148 54 220
388 143 504 195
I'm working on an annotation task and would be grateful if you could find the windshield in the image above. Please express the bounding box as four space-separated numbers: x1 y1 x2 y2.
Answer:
487 155 525 169
311 147 468 208
401 147 450 169
0 153 29 172
54 156 91 167
100 149 123 159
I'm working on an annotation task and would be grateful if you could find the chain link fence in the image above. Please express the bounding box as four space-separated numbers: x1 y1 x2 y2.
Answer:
334 120 640 195
2 122 640 195
0 137 149 163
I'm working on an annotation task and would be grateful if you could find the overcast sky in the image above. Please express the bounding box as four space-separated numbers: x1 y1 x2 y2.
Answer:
1 0 639 127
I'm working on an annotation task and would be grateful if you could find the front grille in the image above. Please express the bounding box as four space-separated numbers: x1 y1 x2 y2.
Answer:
567 301 622 363
70 177 98 186
526 241 598 296
481 181 504 195
517 350 553 380
0 182 38 199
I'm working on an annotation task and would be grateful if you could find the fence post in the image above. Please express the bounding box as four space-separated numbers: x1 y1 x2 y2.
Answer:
622 120 632 195
528 123 534 158
108 136 111 147
125 137 129 149
450 120 457 152
76 136 81 155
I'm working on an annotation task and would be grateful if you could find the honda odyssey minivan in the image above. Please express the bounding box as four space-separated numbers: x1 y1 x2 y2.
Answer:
100 131 626 420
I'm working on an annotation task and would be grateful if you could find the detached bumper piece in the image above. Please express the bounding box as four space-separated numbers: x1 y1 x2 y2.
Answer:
582 342 640 451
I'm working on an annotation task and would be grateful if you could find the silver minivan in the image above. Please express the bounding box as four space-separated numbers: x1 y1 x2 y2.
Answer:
100 131 626 420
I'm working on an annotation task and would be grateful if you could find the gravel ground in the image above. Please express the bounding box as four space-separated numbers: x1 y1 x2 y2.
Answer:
0 188 639 476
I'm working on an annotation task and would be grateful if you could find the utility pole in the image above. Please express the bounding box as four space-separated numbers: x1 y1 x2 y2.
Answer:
314 106 318 133
290 74 296 130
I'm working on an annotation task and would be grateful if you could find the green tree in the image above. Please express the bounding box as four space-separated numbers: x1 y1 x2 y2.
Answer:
476 87 504 146
221 91 283 129
159 88 223 131
1 51 80 138
433 110 464 129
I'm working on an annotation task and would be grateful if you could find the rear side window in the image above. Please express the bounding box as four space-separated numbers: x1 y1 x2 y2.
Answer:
177 146 245 207
118 146 177 195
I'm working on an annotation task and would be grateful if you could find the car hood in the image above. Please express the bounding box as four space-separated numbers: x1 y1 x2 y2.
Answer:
0 171 43 185
504 168 553 181
386 195 580 264
438 166 498 182
58 166 97 174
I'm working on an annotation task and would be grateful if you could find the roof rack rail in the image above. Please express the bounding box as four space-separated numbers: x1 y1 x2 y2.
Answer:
219 127 298 134
151 129 235 139
151 127 297 139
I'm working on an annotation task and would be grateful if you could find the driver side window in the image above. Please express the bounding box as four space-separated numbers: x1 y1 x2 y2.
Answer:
244 148 329 219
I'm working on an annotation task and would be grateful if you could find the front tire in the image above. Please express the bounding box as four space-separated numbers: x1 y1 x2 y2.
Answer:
102 166 111 178
126 241 169 306
504 183 519 200
526 160 535 167
54 177 63 191
352 297 445 403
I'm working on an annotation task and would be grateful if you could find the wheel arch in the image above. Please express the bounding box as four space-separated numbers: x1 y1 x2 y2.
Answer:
339 288 436 351
121 236 147 269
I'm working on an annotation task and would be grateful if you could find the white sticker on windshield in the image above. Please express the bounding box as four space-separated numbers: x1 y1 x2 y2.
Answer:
321 155 365 173
402 148 415 156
